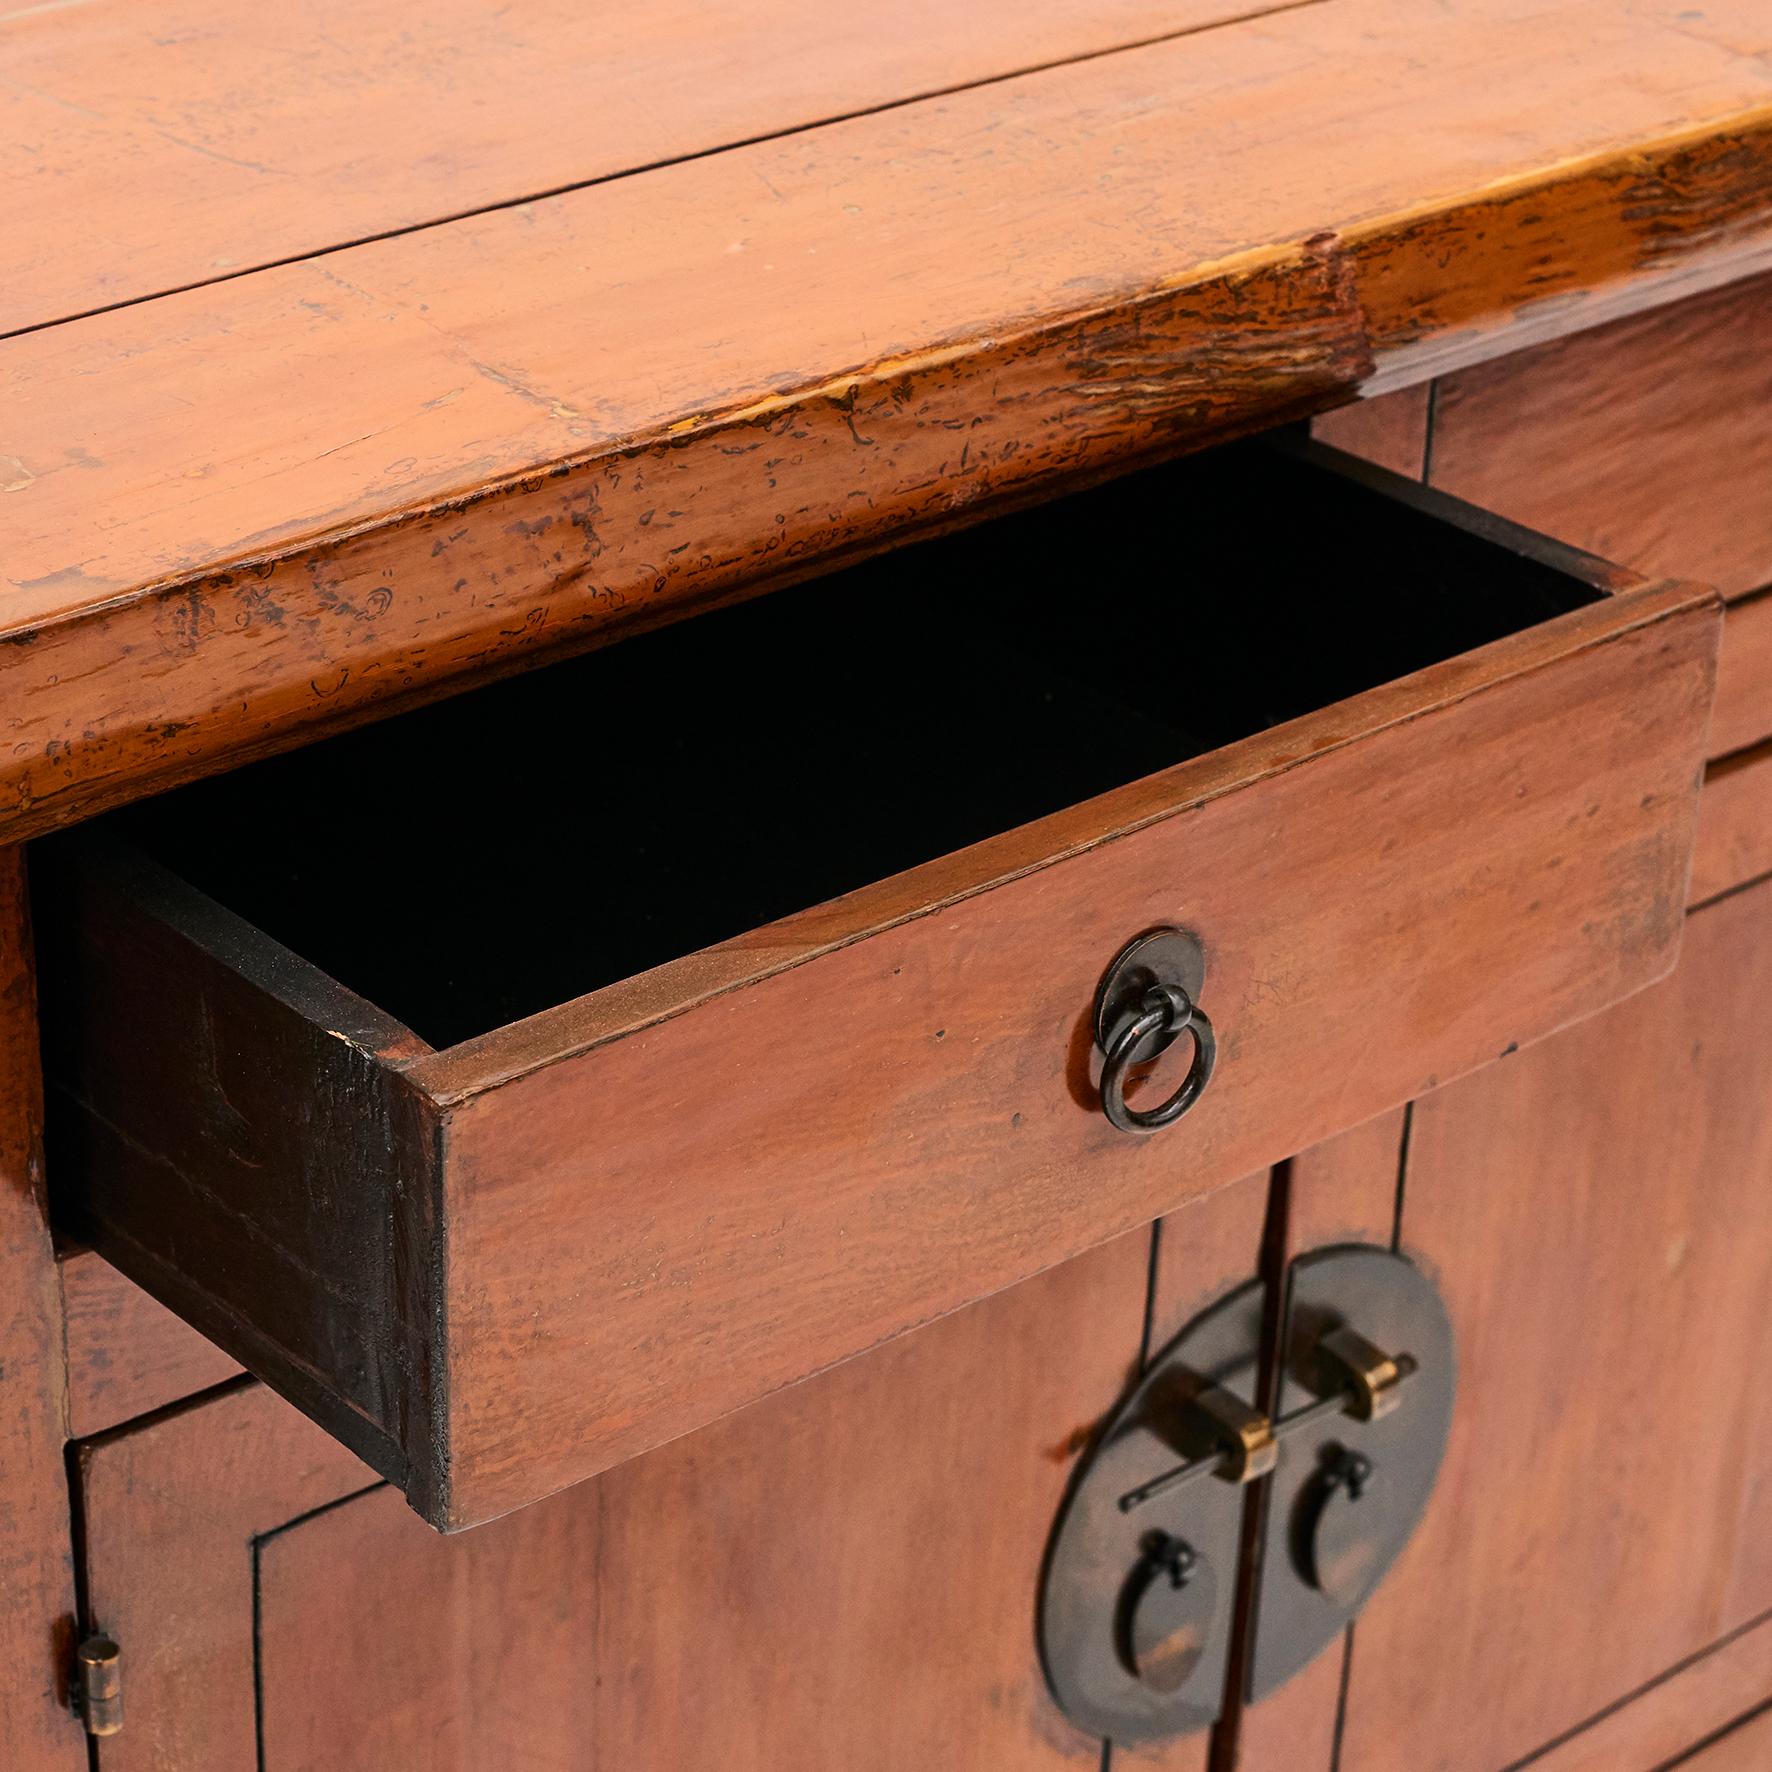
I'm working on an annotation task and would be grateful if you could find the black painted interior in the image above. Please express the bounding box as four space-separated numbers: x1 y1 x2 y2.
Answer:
79 440 1599 1048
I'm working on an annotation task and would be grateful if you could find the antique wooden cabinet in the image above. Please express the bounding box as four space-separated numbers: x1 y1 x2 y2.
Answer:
4 3 1772 1768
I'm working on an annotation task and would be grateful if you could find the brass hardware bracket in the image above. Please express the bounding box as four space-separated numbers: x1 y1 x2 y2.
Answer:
1115 1346 1418 1514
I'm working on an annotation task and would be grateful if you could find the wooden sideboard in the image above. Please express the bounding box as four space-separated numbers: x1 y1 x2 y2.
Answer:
4 3 1772 1767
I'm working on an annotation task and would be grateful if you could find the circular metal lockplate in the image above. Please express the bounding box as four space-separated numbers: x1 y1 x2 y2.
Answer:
1249 1246 1457 1703
1038 1277 1264 1746
1093 928 1207 1067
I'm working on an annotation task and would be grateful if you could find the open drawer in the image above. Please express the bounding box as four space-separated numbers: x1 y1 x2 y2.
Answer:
35 441 1719 1530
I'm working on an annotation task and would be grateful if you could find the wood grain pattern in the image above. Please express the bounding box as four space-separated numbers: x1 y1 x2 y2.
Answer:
1526 1609 1772 1772
45 570 1719 1528
2 0 1769 840
1145 1175 1270 1359
261 1485 598 1772
59 1250 240 1439
267 1233 1162 1772
1691 743 1772 906
77 1383 375 1772
0 850 84 1770
1429 271 1772 606
0 0 1296 336
1276 1109 1405 1258
1337 882 1772 1771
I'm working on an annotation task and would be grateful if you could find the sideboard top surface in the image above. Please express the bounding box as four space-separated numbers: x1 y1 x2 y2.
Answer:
2 0 1769 839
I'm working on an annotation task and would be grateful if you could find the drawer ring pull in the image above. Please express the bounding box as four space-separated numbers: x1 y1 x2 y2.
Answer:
1093 927 1216 1136
1099 984 1217 1135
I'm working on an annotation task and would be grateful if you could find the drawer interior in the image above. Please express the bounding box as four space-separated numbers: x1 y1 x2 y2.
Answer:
84 444 1599 1049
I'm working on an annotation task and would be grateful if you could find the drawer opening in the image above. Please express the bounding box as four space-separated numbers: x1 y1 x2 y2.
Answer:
81 443 1600 1050
33 432 1714 1529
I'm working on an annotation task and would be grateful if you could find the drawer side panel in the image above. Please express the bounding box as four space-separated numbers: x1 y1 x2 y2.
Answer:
39 853 440 1487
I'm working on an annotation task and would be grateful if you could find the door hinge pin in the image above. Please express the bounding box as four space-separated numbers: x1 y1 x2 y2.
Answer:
71 1633 123 1738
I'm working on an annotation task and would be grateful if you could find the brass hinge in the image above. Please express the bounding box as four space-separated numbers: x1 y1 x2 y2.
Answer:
71 1633 122 1738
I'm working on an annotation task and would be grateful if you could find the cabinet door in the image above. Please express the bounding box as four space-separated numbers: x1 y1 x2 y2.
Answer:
77 1175 1271 1772
1328 880 1772 1770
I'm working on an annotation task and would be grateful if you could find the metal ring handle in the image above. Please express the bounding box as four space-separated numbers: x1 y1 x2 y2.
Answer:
1100 983 1216 1136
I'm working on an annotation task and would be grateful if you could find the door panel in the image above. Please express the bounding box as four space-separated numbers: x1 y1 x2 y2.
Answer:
257 1486 591 1770
1111 1173 1272 1769
1336 882 1772 1771
79 1384 377 1772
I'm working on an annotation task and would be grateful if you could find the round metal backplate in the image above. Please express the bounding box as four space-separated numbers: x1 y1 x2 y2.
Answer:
1038 1277 1264 1747
1093 928 1208 1067
1247 1245 1457 1703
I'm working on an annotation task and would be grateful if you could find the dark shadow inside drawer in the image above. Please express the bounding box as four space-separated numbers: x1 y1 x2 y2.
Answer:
72 443 1598 1050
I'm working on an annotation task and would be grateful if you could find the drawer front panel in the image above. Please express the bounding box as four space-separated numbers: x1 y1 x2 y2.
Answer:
1694 743 1772 906
1427 272 1772 606
431 593 1714 1526
44 504 1720 1530
1716 592 1772 759
1422 276 1772 761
